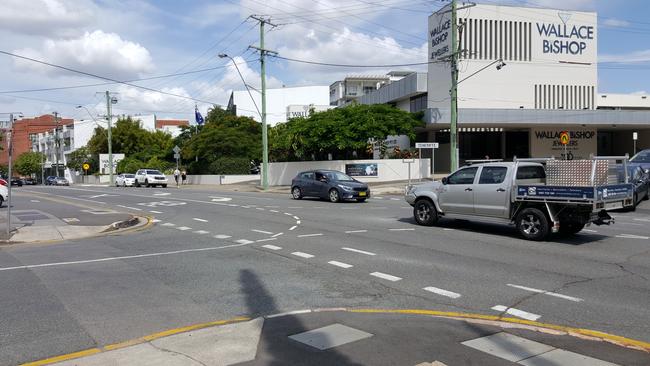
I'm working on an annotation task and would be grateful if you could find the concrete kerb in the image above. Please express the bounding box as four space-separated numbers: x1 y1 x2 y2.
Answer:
6 215 150 244
23 308 650 366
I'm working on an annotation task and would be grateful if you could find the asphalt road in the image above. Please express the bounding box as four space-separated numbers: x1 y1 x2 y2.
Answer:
0 184 649 365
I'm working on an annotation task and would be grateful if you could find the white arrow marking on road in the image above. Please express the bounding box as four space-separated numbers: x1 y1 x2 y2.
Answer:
491 305 541 321
210 196 233 202
506 284 583 302
423 287 461 299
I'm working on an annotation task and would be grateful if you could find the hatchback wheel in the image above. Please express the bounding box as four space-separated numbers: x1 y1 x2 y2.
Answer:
292 187 303 200
328 188 340 203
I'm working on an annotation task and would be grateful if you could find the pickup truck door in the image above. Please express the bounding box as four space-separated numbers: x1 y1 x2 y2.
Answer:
474 166 510 217
438 167 478 214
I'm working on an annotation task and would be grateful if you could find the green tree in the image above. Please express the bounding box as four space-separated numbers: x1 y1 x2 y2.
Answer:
14 152 45 176
269 104 423 161
66 146 98 173
116 157 144 174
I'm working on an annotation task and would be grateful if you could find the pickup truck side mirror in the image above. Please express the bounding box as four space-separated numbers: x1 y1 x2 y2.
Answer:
441 177 448 185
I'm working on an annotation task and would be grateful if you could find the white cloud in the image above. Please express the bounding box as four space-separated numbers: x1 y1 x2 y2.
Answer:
601 49 650 64
602 18 631 27
12 30 155 80
112 85 195 115
0 0 95 37
186 3 241 28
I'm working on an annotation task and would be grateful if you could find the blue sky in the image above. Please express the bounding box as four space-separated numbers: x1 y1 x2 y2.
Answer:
0 0 648 123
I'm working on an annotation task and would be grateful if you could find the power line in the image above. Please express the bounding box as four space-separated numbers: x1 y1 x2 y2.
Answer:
0 50 221 106
270 54 443 67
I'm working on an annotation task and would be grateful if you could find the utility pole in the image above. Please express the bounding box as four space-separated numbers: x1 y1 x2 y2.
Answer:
249 15 277 190
105 91 115 186
53 111 61 177
6 113 13 238
449 0 459 171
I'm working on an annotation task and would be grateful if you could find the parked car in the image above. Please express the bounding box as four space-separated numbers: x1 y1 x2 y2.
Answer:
134 169 168 188
0 183 7 207
10 177 23 186
0 178 7 186
291 170 370 203
619 165 650 209
53 177 69 186
116 173 136 187
23 177 37 185
630 149 650 174
45 176 57 185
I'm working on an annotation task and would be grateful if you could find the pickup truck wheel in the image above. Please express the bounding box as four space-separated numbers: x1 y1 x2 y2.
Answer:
145 179 150 188
559 222 585 236
516 208 549 241
414 199 438 226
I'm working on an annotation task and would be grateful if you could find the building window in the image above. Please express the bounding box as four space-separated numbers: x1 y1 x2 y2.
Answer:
363 86 375 95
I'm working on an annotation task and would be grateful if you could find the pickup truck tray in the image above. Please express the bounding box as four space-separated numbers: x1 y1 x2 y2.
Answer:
515 183 634 204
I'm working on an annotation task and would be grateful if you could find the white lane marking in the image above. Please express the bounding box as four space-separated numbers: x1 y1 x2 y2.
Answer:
252 229 274 235
443 228 455 231
374 197 384 200
161 223 175 227
194 230 210 235
296 220 301 225
284 212 293 216
342 247 375 256
0 242 252 272
328 261 353 269
116 205 143 211
633 218 650 222
214 234 231 239
264 205 280 208
506 284 583 302
150 210 163 214
291 252 314 259
423 286 461 299
256 208 265 211
345 230 368 234
388 228 415 231
256 238 277 243
177 226 192 231
228 204 238 207
262 244 282 250
390 198 401 201
62 218 80 223
236 239 254 244
210 196 232 202
297 233 323 238
289 226 297 231
616 234 649 240
30 200 40 203
370 272 402 282
582 229 597 233
272 232 284 238
269 210 279 213
153 192 171 196
491 305 541 321
151 219 161 223
192 218 208 223
88 193 118 199
293 216 300 220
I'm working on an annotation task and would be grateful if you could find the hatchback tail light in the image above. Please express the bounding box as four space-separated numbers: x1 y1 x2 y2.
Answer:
0 179 7 186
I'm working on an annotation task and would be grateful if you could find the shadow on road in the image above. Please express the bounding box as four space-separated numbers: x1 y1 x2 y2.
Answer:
239 269 363 365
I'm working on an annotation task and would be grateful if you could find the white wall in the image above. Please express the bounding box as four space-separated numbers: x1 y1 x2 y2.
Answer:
267 159 431 186
233 86 330 126
598 93 650 109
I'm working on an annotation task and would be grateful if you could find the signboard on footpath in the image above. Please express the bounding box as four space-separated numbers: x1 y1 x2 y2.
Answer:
530 128 596 160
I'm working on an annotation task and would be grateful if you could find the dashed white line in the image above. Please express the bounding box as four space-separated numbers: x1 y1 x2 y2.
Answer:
150 210 163 214
293 216 300 220
289 226 297 231
256 208 265 211
291 252 314 259
284 212 293 216
30 200 40 203
616 234 649 240
252 229 274 235
271 232 284 238
443 228 455 231
370 272 402 282
116 205 142 211
151 219 161 223
423 286 461 299
214 234 231 239
256 238 277 243
176 226 192 231
506 284 583 302
345 230 368 234
261 244 282 250
390 198 401 201
228 204 238 207
269 210 279 213
193 230 210 235
491 305 541 321
192 218 208 223
328 261 353 269
236 239 254 244
341 247 375 256
633 218 650 222
582 229 597 233
297 233 323 238
161 223 176 227
388 228 415 231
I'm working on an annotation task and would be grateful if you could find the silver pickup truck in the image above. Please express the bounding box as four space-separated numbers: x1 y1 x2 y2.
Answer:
405 158 635 241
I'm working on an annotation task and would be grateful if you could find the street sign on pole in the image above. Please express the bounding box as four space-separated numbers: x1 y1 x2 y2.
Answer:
173 153 180 160
415 143 439 181
173 145 181 154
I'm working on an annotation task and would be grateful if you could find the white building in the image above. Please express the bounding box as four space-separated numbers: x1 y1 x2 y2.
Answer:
227 85 330 126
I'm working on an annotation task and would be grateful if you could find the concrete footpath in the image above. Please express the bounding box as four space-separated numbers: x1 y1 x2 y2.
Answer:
32 309 649 366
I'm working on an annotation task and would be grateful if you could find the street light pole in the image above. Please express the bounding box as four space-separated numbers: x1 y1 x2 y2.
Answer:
53 111 61 177
449 0 459 171
104 92 115 186
6 113 13 238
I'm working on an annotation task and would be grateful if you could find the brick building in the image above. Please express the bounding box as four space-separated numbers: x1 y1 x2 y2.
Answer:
0 114 73 166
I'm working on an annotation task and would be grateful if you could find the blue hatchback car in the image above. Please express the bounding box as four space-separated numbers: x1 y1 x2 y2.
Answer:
291 170 370 202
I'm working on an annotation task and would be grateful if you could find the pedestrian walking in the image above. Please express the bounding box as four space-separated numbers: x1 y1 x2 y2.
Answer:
181 169 187 185
173 168 180 186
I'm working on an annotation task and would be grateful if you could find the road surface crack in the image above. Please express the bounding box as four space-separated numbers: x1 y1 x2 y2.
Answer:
149 341 207 366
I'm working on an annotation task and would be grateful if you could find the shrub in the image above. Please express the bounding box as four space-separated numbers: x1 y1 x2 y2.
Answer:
208 157 250 175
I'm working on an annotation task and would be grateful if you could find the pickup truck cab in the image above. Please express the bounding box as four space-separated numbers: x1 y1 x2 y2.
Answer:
406 160 634 241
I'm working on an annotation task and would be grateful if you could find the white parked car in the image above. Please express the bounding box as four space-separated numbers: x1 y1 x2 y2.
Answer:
115 173 136 187
0 183 7 207
134 169 168 188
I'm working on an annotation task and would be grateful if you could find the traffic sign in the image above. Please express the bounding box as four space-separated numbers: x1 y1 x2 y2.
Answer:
173 145 181 154
82 163 90 171
415 142 439 149
559 131 570 145
174 153 180 159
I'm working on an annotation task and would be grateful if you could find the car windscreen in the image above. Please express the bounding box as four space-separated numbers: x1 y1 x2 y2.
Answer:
124 174 135 178
325 171 354 181
630 151 650 163
146 170 162 175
